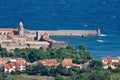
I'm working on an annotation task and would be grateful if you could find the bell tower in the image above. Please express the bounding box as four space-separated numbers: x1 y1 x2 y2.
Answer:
18 22 24 35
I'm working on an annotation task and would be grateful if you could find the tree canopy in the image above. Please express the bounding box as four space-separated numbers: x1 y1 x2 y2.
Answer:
0 45 93 62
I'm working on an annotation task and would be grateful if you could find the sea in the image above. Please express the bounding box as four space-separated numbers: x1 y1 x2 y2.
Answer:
0 0 120 59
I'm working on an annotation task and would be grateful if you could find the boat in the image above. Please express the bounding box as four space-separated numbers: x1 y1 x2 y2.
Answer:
96 40 104 43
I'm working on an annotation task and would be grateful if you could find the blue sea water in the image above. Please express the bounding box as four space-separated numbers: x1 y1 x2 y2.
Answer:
0 0 120 59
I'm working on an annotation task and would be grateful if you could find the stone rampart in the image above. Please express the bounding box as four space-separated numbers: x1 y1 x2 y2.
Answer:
26 29 100 37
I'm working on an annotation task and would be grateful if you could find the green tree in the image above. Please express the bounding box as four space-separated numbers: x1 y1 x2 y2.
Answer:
66 45 76 50
26 65 37 75
70 74 89 80
88 70 111 80
0 71 8 80
55 75 68 80
91 60 103 68
79 44 86 51
112 67 120 73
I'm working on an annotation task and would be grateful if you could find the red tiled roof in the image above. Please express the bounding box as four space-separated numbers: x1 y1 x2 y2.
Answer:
15 61 25 66
102 56 112 62
39 59 59 67
4 64 11 69
62 59 73 66
4 61 25 69
0 58 11 65
0 28 17 31
4 62 16 69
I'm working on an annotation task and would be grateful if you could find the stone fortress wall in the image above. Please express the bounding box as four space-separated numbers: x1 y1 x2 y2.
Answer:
26 28 100 37
0 22 101 51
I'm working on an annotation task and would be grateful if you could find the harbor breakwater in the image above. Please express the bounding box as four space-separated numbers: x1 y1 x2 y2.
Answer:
25 28 100 37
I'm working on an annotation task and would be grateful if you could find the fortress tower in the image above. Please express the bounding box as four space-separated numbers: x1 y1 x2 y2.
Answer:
18 22 24 35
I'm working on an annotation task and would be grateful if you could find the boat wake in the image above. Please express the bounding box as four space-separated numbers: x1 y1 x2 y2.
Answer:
96 39 106 43
100 34 107 37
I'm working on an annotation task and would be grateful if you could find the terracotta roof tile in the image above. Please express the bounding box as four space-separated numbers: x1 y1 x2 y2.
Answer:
15 61 25 66
4 61 25 69
0 58 11 65
4 64 11 69
62 59 73 66
102 56 112 62
39 59 59 67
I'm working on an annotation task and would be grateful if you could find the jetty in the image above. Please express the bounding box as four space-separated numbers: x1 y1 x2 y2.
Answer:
25 28 100 37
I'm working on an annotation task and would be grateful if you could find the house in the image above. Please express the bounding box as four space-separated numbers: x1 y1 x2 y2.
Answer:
101 56 120 69
62 59 73 68
2 57 26 73
15 61 26 71
0 57 11 65
101 56 112 65
62 59 89 68
4 64 15 73
111 58 120 63
37 59 59 67
0 57 26 73
101 56 120 64
3 60 26 73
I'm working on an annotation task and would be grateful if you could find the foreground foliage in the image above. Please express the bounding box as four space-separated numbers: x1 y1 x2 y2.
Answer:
0 45 93 62
110 73 120 80
26 64 111 80
0 72 8 80
7 75 54 80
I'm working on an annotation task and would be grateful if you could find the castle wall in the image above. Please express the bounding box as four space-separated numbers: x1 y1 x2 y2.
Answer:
1 41 49 51
49 42 67 49
27 29 100 37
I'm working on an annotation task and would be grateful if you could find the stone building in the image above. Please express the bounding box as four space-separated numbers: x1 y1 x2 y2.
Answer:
0 22 68 51
0 22 49 51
